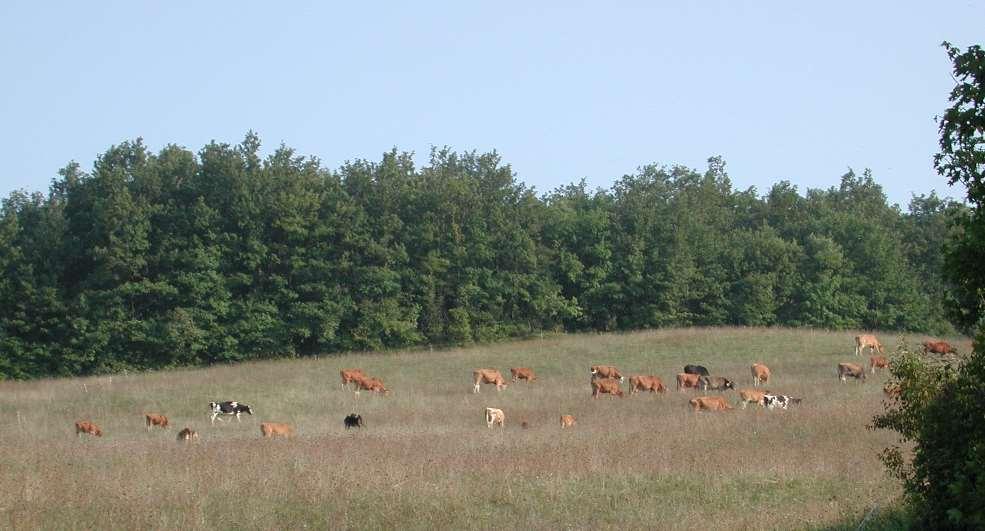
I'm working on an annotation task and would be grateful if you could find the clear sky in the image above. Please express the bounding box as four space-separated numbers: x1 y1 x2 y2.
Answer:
1 1 981 207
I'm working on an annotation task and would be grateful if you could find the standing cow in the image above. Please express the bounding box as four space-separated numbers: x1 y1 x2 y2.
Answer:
855 335 884 357
591 378 625 398
485 407 505 428
590 365 624 382
750 363 770 387
629 375 666 394
472 369 508 393
837 363 867 383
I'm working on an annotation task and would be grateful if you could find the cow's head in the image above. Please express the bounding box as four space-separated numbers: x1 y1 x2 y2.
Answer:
723 378 735 390
244 405 254 415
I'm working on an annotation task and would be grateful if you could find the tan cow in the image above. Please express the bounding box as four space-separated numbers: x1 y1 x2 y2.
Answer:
689 396 733 411
676 373 701 392
629 375 666 394
473 369 508 393
751 363 771 386
870 355 890 374
144 413 169 430
75 420 102 437
560 415 576 429
737 388 768 409
591 378 625 398
340 368 366 389
922 340 957 355
510 367 537 383
260 422 295 438
355 376 389 396
838 362 867 383
855 334 884 356
590 365 625 382
176 427 199 441
485 407 505 428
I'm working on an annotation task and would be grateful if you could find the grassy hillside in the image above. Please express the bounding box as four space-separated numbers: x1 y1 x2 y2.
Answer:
0 327 965 529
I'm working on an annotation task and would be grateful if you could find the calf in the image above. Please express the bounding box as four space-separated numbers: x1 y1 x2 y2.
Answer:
340 368 366 390
676 373 701 392
869 355 890 374
260 422 294 438
591 378 625 398
689 396 733 411
510 367 537 383
737 388 768 409
762 394 802 410
922 340 957 355
560 415 577 429
699 376 735 392
837 363 866 383
473 369 508 393
750 363 770 386
590 365 624 382
145 413 169 430
629 375 666 394
176 427 199 441
344 414 364 429
75 420 103 437
855 334 884 356
209 401 254 424
683 364 710 377
485 407 505 428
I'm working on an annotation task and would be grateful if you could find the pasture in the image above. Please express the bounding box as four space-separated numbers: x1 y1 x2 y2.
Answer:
0 327 963 529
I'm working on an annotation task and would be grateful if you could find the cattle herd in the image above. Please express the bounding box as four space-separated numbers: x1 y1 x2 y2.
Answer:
70 334 958 439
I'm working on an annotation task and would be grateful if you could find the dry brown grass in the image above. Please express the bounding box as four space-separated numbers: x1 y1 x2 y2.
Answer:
0 327 962 529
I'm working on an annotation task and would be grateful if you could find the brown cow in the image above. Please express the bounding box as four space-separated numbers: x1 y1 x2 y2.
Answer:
560 415 577 429
260 422 295 438
629 375 666 394
144 413 169 430
922 340 957 355
355 376 389 396
473 369 508 393
590 365 625 382
689 396 733 411
177 427 199 441
869 355 890 374
591 378 625 398
838 362 867 383
737 388 768 409
676 373 701 392
340 368 366 389
75 420 102 437
751 363 770 387
510 367 537 383
855 334 884 356
485 408 505 428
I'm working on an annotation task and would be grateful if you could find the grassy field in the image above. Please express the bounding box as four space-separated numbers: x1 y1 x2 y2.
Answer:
0 327 966 530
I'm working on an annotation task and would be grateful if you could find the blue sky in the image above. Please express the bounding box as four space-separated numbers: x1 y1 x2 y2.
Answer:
1 1 981 207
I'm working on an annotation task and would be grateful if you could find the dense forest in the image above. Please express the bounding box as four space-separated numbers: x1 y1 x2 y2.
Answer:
0 133 968 378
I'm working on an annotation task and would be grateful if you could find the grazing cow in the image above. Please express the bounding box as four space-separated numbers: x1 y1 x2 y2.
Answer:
683 364 710 377
144 413 169 430
855 334 884 356
344 414 364 429
750 363 771 387
676 373 702 392
922 340 957 355
176 427 199 441
560 415 577 429
591 378 625 398
590 365 625 382
209 401 254 424
689 396 733 411
260 422 294 438
510 367 537 383
699 376 735 392
629 375 666 394
762 394 802 410
737 388 768 409
472 369 508 393
75 420 103 437
485 407 505 428
837 363 867 383
883 383 902 398
355 376 389 396
340 368 366 389
870 355 890 374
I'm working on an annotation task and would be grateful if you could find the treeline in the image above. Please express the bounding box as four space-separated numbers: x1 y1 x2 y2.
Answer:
0 133 966 378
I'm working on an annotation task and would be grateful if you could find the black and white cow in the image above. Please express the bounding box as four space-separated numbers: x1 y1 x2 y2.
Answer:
209 401 254 424
698 376 735 391
762 394 802 410
344 413 364 429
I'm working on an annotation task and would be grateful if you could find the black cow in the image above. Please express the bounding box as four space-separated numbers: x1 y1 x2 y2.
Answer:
209 401 254 424
344 413 364 429
698 376 735 391
683 365 710 377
